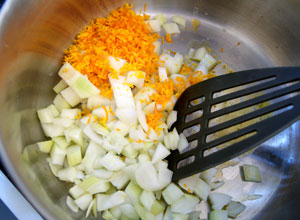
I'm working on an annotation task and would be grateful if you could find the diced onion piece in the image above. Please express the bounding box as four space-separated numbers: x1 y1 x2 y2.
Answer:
61 109 80 119
65 126 83 146
37 108 54 123
136 101 149 132
135 162 160 191
200 168 217 183
58 62 99 98
209 181 225 190
110 206 122 218
52 136 70 148
78 176 100 190
158 67 168 82
192 47 207 61
157 166 173 189
172 16 186 27
241 164 261 183
53 118 74 128
225 201 246 219
209 192 232 210
53 94 71 111
57 167 78 182
91 169 113 179
110 75 137 125
145 20 161 32
50 144 66 165
171 194 199 214
162 183 184 205
102 210 113 220
209 210 228 220
134 204 156 220
155 13 167 26
112 121 130 136
85 199 95 218
241 194 263 202
163 206 172 220
187 48 195 59
125 157 136 165
163 22 180 34
87 94 115 109
120 204 139 220
125 180 142 204
140 190 156 211
82 141 106 172
122 144 138 159
83 124 103 144
91 123 110 137
194 63 208 75
172 213 189 220
160 53 183 75
37 140 53 153
42 123 65 138
200 53 217 70
107 56 127 73
53 79 68 93
153 41 161 54
47 104 60 117
178 133 189 153
150 200 165 216
97 191 126 211
189 211 201 220
100 152 126 171
66 195 79 213
75 193 93 211
164 128 180 150
178 175 199 194
110 170 130 189
151 142 170 163
69 184 84 199
67 145 82 166
61 87 82 107
134 87 157 107
127 71 145 90
138 153 151 163
194 178 211 201
167 110 177 128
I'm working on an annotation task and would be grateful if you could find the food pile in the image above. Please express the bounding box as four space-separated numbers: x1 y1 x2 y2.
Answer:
32 4 262 220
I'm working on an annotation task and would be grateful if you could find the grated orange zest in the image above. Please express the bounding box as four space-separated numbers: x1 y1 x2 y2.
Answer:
64 4 160 98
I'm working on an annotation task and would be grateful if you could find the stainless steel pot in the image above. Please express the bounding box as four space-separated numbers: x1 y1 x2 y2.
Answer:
0 0 299 219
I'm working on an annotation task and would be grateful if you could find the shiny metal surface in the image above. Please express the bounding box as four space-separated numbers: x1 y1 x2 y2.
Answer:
0 0 299 219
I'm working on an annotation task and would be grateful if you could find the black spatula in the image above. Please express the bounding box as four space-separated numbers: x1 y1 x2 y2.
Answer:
167 67 300 181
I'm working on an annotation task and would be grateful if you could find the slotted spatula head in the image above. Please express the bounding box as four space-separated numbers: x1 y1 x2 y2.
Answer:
167 67 300 181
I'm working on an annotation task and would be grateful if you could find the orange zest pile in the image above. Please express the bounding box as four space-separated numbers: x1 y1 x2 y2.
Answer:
64 4 159 98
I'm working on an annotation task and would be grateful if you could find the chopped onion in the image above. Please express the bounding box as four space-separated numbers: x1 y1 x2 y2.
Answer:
151 142 170 163
163 23 180 34
208 192 232 210
61 109 80 119
162 183 184 205
178 133 189 153
37 140 53 153
37 108 54 123
53 79 68 93
145 20 161 32
61 87 82 107
241 164 261 183
192 47 207 61
155 13 167 26
58 62 100 99
225 201 246 219
99 152 126 171
209 210 228 220
172 16 186 27
153 41 161 54
158 67 168 82
74 193 93 211
66 195 79 213
107 56 127 73
53 94 71 111
135 162 160 191
97 191 126 211
170 194 199 214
